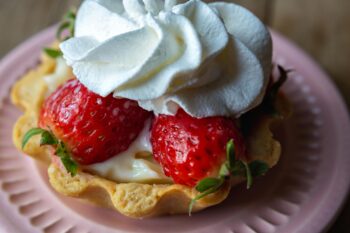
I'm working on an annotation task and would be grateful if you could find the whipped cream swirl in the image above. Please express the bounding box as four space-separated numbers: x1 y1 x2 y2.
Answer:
60 0 272 117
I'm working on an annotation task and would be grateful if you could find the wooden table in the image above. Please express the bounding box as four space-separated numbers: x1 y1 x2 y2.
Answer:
0 1 348 232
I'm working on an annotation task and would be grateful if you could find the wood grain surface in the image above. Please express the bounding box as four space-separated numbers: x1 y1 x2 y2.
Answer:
0 0 349 232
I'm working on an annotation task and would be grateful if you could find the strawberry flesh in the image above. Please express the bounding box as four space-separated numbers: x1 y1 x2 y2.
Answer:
151 109 246 187
39 79 152 165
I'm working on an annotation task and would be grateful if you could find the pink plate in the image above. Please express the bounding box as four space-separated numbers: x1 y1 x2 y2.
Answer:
0 26 349 233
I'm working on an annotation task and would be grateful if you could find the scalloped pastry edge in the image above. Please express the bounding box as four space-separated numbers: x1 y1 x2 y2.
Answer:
11 53 290 218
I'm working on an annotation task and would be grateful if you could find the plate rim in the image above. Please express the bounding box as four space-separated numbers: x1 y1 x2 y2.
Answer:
272 30 350 233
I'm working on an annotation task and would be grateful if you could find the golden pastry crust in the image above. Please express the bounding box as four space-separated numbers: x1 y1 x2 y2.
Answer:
48 164 231 217
11 53 290 218
12 54 54 164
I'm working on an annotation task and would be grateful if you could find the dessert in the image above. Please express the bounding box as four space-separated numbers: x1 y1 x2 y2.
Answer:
12 0 290 218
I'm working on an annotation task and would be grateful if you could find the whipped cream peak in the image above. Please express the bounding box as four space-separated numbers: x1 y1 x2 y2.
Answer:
60 0 272 118
123 0 177 17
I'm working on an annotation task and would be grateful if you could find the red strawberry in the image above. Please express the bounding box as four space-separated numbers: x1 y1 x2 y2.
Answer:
39 79 151 165
151 109 246 187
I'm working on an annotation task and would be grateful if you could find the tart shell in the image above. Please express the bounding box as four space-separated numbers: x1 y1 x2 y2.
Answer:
11 53 290 218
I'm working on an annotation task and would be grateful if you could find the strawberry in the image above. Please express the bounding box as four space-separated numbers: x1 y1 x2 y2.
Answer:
37 79 151 165
150 109 246 187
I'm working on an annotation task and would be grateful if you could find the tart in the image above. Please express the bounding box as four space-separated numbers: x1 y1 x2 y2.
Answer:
12 0 291 218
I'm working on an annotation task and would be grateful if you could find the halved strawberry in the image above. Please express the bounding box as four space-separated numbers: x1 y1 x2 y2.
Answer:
26 79 152 166
150 109 246 187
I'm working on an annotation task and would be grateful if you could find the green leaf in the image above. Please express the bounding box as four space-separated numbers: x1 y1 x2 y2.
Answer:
195 177 222 192
219 162 230 177
55 141 63 154
22 128 46 149
230 160 246 176
249 160 269 177
56 21 70 40
56 142 78 176
188 139 270 214
66 11 76 37
189 177 224 216
56 9 76 40
226 139 235 168
243 162 253 189
64 10 76 21
60 155 78 176
69 23 75 39
40 131 58 146
22 128 78 177
43 48 63 58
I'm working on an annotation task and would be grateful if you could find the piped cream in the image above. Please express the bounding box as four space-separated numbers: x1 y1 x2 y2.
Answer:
60 0 272 118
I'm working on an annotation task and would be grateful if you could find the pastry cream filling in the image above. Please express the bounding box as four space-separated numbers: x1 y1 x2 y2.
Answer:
44 60 171 184
85 119 172 183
